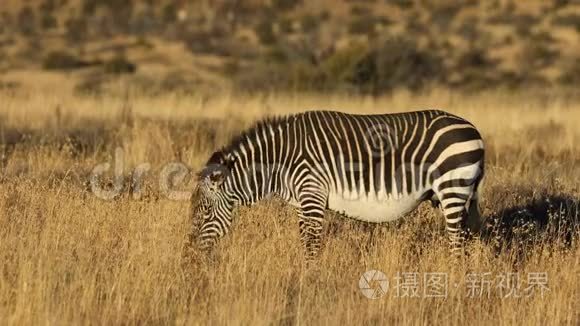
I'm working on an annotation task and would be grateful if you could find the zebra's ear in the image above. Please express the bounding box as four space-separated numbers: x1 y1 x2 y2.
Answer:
196 166 226 185
222 153 236 170
208 170 226 186
210 154 235 186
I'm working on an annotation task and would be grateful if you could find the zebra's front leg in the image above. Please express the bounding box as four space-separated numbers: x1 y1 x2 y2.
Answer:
296 193 327 262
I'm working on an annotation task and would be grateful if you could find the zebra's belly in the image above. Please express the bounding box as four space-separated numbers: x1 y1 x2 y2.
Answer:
327 192 421 223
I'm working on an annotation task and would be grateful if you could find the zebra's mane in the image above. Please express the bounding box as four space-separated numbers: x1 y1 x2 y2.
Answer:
204 113 299 168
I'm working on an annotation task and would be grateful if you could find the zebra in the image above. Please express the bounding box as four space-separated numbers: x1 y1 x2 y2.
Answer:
190 110 484 260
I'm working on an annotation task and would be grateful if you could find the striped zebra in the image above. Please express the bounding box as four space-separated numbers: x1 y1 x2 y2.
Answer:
191 110 484 260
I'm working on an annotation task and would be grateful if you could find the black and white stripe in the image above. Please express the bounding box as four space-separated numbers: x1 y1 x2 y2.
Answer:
192 110 484 259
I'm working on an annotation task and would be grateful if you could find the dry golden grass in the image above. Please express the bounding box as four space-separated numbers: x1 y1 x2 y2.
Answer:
0 88 579 325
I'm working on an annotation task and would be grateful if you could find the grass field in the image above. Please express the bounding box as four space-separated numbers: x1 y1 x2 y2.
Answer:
0 88 579 325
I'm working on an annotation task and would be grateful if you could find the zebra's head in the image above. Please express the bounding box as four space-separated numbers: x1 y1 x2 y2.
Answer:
192 153 236 251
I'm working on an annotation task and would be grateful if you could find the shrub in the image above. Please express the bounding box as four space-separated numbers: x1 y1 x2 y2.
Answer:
222 59 241 76
39 0 57 13
272 0 301 11
278 17 294 34
265 45 290 63
135 36 154 50
430 3 461 30
162 2 178 24
350 5 372 16
456 48 495 70
81 0 97 16
530 31 556 44
513 14 539 37
255 20 276 45
43 51 90 70
391 0 413 9
349 16 389 36
65 17 88 43
320 42 370 86
518 42 559 69
354 37 444 93
552 14 580 31
17 6 36 36
300 14 319 33
558 60 580 85
183 31 214 54
103 55 137 74
349 17 375 35
41 13 58 29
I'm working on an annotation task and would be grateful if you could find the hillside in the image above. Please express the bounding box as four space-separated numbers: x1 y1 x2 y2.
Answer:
0 0 579 96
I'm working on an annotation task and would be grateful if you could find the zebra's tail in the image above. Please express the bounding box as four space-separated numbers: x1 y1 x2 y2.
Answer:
465 163 486 235
466 195 484 234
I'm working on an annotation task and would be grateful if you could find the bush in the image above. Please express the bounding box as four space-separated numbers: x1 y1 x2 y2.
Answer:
17 6 36 36
530 31 556 44
82 0 98 16
255 20 276 45
183 31 214 54
39 0 57 13
552 14 580 31
320 42 370 86
222 59 241 76
430 3 461 30
353 37 444 93
350 5 372 16
300 14 319 33
265 45 290 63
43 51 91 70
65 17 87 43
391 0 413 9
348 16 390 36
456 48 495 70
272 0 301 11
103 55 137 74
41 13 58 29
349 17 375 35
518 42 559 69
162 3 178 24
558 60 580 85
278 17 294 34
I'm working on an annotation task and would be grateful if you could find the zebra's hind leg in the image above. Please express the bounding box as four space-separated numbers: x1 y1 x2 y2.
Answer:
438 192 472 257
296 191 327 262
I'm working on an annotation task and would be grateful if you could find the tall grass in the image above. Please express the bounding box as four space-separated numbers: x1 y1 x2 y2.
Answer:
0 88 578 325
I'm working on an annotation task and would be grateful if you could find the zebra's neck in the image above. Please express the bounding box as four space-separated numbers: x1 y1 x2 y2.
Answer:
220 116 302 206
221 118 300 206
224 150 294 206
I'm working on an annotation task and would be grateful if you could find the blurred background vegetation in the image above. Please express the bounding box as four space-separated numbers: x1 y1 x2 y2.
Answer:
0 0 579 96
